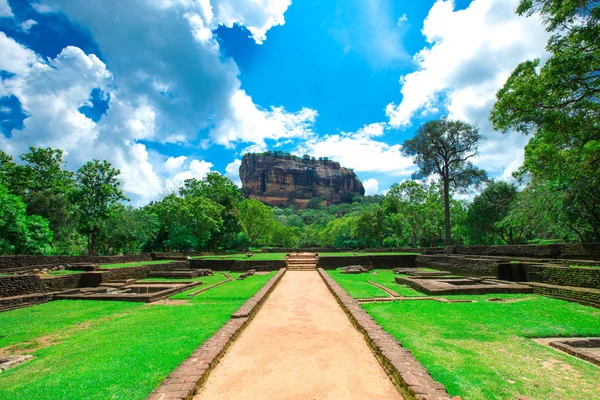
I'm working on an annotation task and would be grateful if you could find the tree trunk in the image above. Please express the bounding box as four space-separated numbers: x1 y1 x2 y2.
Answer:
89 231 96 256
443 178 451 246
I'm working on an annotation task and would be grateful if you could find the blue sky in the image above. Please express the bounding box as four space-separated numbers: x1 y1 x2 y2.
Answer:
0 0 549 204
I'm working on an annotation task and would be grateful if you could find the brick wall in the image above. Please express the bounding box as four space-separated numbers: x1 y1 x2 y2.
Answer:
317 255 417 269
189 259 286 271
0 276 41 297
530 285 600 308
525 265 600 289
0 274 86 298
0 254 153 271
450 243 600 260
415 254 500 276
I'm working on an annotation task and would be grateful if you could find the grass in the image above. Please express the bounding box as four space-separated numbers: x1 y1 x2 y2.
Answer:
191 251 419 261
136 272 235 284
363 295 600 400
0 272 272 400
48 270 87 276
99 260 176 269
327 269 423 298
191 253 287 261
569 264 600 269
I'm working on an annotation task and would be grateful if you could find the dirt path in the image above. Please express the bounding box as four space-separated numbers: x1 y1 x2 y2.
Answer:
195 271 403 400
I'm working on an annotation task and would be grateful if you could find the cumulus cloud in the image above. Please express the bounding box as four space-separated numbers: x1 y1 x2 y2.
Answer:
172 159 214 183
363 178 379 195
0 0 295 204
165 156 188 172
385 0 549 180
225 158 242 187
210 89 318 149
0 0 13 17
296 123 415 177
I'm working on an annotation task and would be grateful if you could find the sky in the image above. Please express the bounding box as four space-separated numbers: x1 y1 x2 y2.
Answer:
0 0 550 204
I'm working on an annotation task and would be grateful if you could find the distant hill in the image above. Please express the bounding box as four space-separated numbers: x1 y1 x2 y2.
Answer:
239 152 364 208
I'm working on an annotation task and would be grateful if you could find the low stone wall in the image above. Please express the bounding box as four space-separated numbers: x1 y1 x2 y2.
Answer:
0 254 153 271
415 254 500 276
317 255 418 270
0 274 85 298
525 265 600 289
0 275 42 297
189 259 286 271
449 242 600 260
527 283 600 308
0 292 55 312
1 261 187 299
261 247 429 253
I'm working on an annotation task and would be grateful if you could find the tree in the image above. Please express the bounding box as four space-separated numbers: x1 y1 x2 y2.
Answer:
14 147 78 251
96 206 159 255
402 118 487 245
73 160 128 255
180 173 243 251
384 181 428 248
354 207 389 248
491 0 600 241
467 181 519 244
239 199 278 245
0 184 52 255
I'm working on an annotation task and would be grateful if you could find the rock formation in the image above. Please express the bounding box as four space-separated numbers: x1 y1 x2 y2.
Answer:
239 153 364 208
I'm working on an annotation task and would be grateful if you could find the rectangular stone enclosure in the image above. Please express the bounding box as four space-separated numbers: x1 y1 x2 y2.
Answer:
54 282 199 302
396 276 533 295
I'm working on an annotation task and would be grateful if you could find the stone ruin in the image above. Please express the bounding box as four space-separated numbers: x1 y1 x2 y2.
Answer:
340 265 372 274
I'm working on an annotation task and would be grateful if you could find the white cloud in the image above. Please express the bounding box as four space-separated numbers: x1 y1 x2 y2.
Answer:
210 89 318 149
211 0 291 44
0 0 295 204
0 0 13 17
363 178 379 195
225 158 242 187
20 19 38 32
173 159 214 183
0 32 39 74
297 123 415 177
165 155 188 171
385 0 549 181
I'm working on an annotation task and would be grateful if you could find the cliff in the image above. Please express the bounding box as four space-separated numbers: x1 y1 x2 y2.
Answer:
239 153 365 208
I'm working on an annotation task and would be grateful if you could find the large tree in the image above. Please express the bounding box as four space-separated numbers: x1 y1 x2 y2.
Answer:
180 173 243 251
467 181 519 244
490 0 600 242
402 118 487 245
0 183 52 255
384 180 427 248
73 160 128 255
239 199 278 246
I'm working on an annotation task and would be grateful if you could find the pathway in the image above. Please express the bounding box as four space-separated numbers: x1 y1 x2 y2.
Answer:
194 271 403 400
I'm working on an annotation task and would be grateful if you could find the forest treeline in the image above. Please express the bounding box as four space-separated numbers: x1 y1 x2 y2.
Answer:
0 0 597 255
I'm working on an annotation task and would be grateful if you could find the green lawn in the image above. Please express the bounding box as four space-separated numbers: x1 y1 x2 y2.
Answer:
137 272 237 284
570 264 600 269
192 251 419 261
99 260 176 269
327 269 423 298
191 253 287 261
0 272 272 400
48 270 87 276
363 295 600 400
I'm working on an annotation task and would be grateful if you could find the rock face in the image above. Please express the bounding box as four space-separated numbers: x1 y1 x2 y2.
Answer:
240 153 364 208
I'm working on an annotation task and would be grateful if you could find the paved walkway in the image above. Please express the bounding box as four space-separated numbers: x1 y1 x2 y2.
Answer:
195 271 403 400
